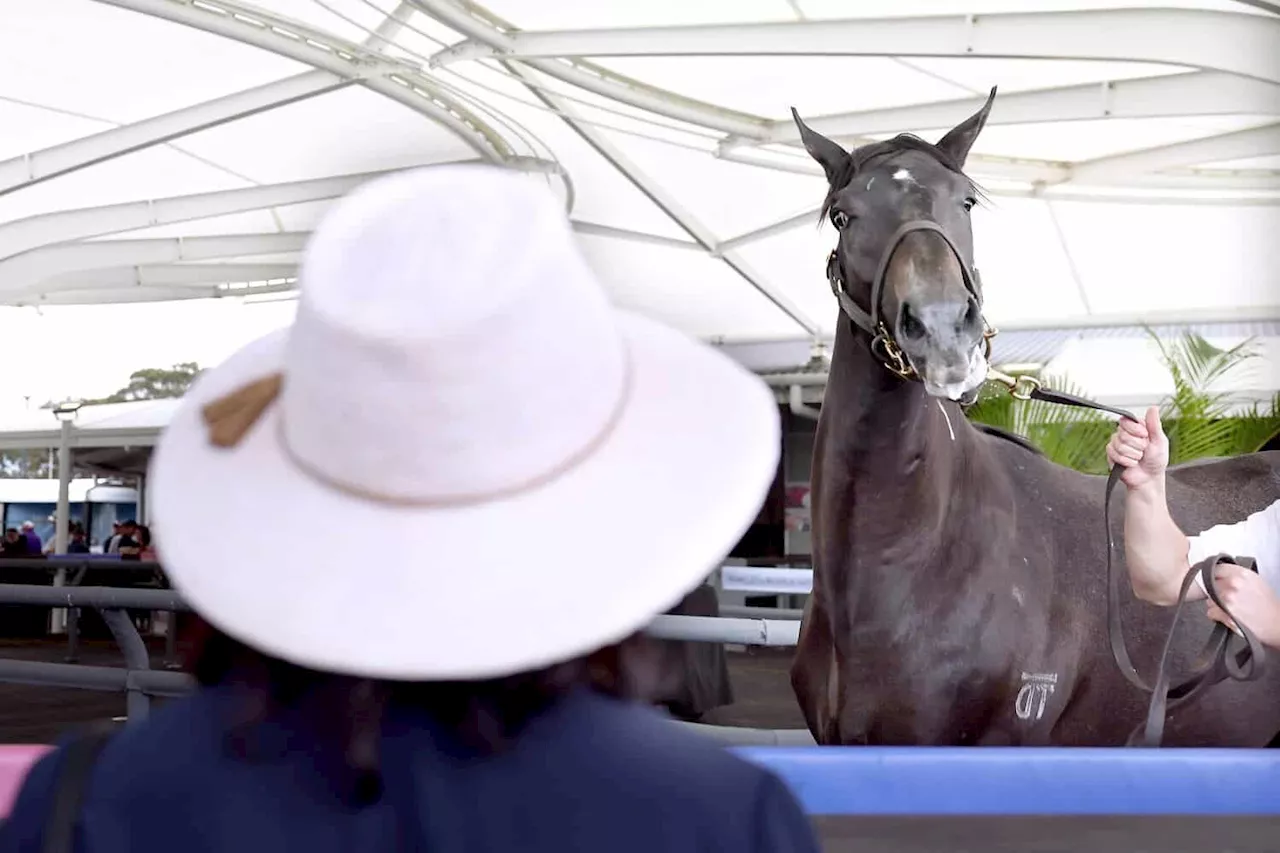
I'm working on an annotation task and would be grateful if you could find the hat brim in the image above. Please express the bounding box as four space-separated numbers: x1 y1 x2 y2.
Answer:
149 311 781 681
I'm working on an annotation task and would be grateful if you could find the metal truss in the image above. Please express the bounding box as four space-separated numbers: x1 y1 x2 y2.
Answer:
418 0 1280 196
93 0 517 162
500 61 818 336
432 9 1279 86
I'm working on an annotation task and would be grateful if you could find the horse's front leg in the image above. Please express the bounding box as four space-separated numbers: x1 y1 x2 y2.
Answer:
790 592 842 743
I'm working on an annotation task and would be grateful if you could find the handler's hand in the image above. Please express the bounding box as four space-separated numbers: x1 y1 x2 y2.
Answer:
1205 561 1280 649
1106 405 1168 490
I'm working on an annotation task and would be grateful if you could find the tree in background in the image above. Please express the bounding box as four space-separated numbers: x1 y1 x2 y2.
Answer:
965 331 1280 474
85 362 203 404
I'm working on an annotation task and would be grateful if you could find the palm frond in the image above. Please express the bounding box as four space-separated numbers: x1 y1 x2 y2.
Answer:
966 368 1113 474
965 330 1280 473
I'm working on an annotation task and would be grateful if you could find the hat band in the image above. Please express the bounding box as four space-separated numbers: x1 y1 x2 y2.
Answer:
201 349 635 508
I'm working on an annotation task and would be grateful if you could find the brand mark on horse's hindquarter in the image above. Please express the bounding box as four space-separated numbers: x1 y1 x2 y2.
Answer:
1015 672 1057 721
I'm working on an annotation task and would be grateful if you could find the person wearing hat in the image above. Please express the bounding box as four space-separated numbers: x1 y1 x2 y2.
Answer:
0 165 820 852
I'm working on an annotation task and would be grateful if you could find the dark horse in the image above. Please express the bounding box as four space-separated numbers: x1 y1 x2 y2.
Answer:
789 87 1280 747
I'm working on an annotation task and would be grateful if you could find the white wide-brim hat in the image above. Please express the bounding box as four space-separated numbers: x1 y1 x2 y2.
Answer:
149 164 781 681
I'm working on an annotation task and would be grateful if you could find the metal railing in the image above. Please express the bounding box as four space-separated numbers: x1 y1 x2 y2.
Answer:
0 573 801 722
0 557 175 665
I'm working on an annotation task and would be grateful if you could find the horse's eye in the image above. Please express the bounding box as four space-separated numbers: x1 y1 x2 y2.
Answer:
831 210 851 230
963 197 976 212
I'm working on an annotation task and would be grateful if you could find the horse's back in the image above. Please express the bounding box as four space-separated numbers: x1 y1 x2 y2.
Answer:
1165 450 1280 535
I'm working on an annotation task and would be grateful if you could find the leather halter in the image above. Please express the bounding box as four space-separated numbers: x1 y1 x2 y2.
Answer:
825 218 994 381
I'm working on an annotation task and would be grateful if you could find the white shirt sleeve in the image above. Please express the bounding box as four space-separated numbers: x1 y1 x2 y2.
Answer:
1186 499 1280 596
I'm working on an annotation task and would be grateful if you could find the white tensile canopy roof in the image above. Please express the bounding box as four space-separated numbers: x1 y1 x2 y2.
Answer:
1 0 1278 409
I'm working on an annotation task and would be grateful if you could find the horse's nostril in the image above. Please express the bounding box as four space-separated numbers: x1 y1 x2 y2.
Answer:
900 304 926 341
962 300 980 330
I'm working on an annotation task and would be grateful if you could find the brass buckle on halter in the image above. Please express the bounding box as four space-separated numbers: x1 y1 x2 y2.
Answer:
871 325 916 380
982 323 998 361
987 368 1040 401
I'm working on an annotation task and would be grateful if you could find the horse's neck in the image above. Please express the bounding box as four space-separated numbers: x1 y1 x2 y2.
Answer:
818 321 979 540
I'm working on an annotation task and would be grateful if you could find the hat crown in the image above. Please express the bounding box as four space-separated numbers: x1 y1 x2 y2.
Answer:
279 166 627 503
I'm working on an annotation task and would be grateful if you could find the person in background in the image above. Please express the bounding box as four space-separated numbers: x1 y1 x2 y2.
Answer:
118 525 156 561
1107 406 1280 650
0 165 818 853
102 522 122 555
67 524 90 555
19 522 41 557
0 529 27 559
108 520 138 556
136 525 156 561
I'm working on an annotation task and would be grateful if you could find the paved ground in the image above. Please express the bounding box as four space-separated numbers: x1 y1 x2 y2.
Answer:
0 638 175 744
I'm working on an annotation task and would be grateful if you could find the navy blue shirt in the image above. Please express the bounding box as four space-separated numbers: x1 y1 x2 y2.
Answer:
0 685 821 852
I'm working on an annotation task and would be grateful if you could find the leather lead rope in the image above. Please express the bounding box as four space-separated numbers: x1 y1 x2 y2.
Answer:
1021 385 1267 746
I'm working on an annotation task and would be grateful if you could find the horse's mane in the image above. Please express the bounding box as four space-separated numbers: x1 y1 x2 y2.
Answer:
820 133 988 223
970 421 1045 457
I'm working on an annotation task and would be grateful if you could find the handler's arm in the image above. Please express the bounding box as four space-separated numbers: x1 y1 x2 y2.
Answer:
1124 478 1204 606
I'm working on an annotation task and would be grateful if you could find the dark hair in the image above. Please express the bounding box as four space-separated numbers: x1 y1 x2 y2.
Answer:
135 525 151 547
178 613 665 804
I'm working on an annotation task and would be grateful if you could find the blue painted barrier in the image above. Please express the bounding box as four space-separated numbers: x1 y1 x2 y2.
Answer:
734 747 1280 814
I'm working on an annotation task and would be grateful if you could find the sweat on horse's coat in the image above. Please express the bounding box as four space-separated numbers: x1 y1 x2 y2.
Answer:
788 88 1280 747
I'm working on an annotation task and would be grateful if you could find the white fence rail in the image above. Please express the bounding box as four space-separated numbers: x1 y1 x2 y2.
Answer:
647 615 799 646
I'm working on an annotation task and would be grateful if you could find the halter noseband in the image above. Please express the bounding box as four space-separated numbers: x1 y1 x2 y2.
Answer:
826 218 996 381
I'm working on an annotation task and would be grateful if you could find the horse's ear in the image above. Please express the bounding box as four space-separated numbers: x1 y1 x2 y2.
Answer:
791 107 852 187
935 86 997 167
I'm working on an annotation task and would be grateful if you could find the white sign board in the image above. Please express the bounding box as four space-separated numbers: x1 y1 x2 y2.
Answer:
719 566 813 594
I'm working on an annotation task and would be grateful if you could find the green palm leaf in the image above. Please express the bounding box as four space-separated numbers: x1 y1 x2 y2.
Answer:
965 330 1280 471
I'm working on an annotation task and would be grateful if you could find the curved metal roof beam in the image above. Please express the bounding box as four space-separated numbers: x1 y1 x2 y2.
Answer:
415 0 768 138
37 263 299 295
14 280 299 307
0 156 562 264
414 1 1272 189
715 145 1280 197
0 220 689 305
0 233 309 296
93 0 516 162
1065 123 1280 186
433 8 1280 86
736 71 1280 149
0 170 387 263
0 72 350 197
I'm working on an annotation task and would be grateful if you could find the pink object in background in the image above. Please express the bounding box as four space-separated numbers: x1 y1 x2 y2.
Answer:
0 745 53 816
